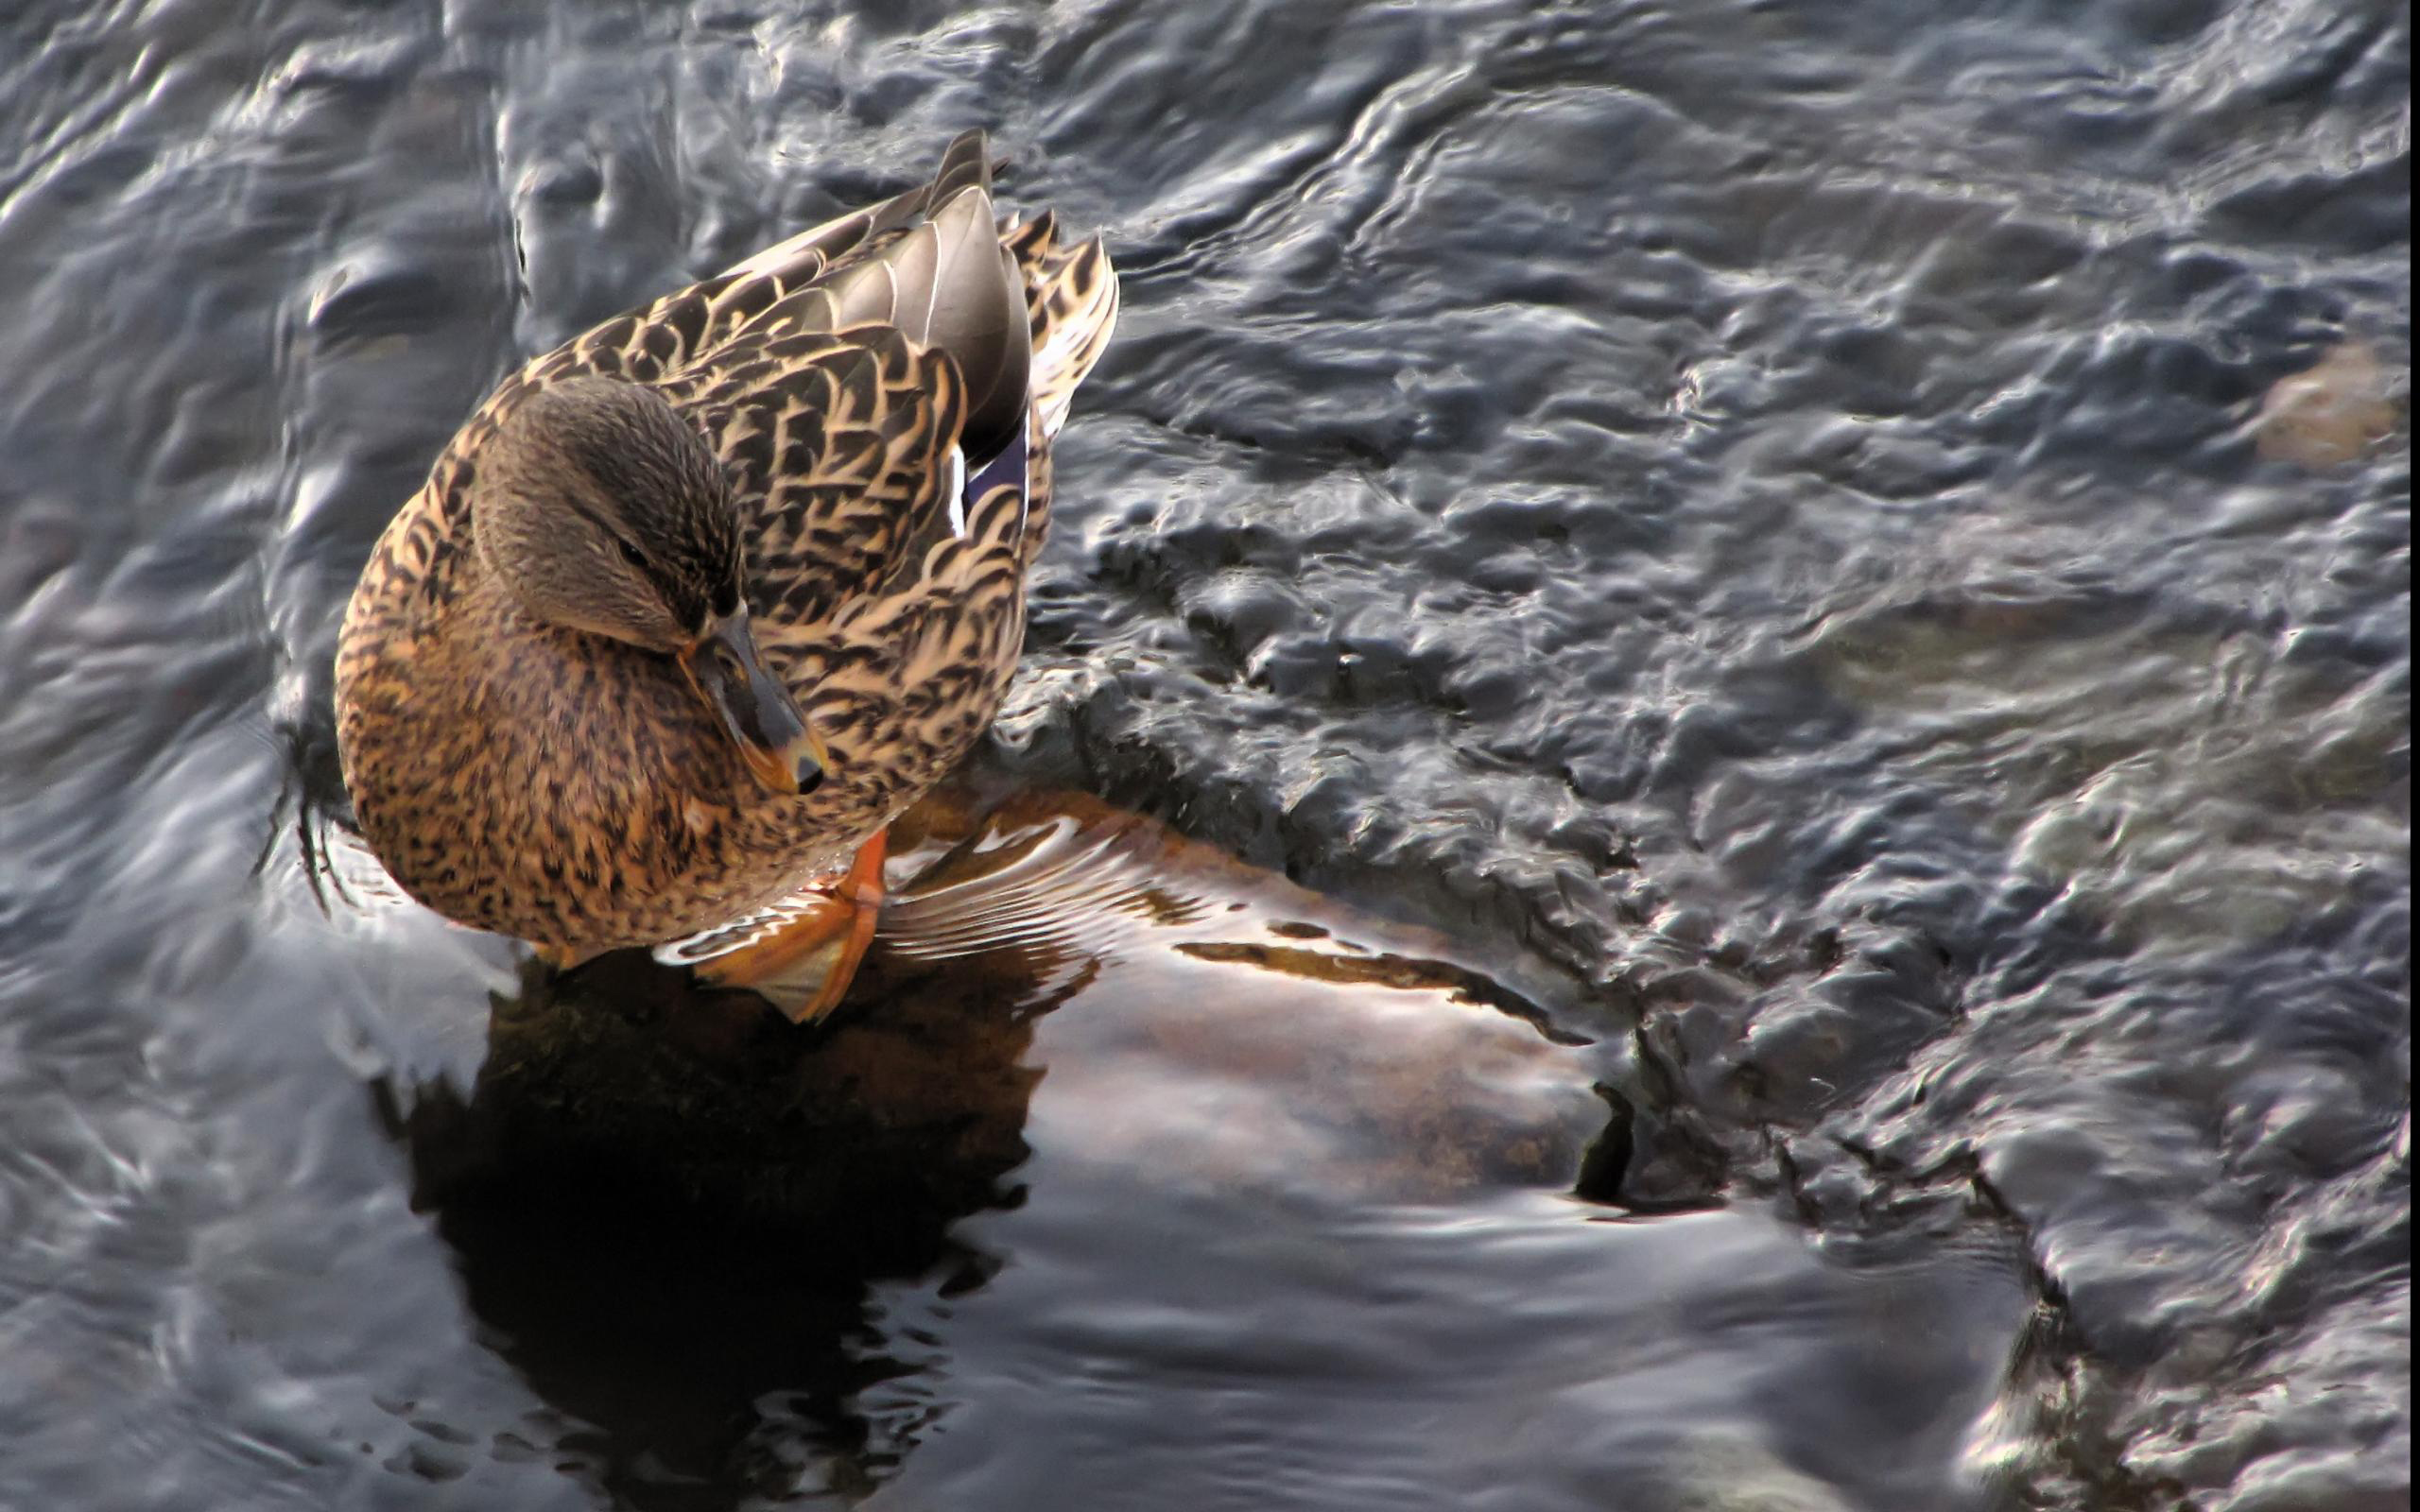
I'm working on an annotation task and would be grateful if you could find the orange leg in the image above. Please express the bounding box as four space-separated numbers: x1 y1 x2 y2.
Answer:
693 829 889 1024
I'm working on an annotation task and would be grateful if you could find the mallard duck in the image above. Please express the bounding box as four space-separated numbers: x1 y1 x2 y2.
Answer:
335 130 1117 1020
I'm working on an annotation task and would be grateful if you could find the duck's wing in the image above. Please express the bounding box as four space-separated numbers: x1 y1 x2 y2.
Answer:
514 132 1012 398
492 131 1111 625
661 322 971 627
719 129 1032 464
654 130 1038 623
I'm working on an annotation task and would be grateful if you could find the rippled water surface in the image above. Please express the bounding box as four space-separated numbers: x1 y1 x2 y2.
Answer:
0 2 2408 1508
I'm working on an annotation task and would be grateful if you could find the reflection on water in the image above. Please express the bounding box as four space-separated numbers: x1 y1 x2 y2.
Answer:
394 782 1634 1503
0 0 2406 1507
380 784 2024 1510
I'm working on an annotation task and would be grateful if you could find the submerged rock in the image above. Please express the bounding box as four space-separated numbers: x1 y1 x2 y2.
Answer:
2254 342 2403 468
401 783 1620 1244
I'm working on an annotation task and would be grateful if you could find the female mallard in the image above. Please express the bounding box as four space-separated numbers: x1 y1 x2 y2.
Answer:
336 130 1117 1020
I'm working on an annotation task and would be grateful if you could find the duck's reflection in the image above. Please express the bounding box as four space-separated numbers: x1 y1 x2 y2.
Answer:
381 783 1622 1508
391 836 1073 1505
406 1082 930 1507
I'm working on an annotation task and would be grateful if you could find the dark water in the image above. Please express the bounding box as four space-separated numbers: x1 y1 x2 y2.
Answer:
0 1 2408 1509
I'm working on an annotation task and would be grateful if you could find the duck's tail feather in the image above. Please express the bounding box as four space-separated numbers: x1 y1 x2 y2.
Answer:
1005 213 1119 442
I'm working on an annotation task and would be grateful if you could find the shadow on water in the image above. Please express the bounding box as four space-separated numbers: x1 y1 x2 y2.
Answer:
372 782 1641 1507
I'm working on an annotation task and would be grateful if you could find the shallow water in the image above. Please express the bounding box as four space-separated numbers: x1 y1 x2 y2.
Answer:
0 1 2408 1509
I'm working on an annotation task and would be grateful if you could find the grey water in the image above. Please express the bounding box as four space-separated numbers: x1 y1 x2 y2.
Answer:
0 1 2408 1509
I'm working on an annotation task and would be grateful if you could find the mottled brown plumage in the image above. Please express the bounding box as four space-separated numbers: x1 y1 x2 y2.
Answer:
336 130 1118 964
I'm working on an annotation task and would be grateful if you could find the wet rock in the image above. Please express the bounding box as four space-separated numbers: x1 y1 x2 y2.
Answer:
405 784 1619 1229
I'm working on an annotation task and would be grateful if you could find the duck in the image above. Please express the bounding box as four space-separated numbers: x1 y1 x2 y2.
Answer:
335 129 1118 1021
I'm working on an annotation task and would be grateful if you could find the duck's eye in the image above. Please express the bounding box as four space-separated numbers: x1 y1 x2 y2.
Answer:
615 539 648 570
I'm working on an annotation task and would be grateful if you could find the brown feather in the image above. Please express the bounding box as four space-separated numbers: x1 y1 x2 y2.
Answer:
334 132 1117 957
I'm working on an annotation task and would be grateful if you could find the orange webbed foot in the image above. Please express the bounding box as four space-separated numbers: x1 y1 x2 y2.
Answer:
684 830 889 1024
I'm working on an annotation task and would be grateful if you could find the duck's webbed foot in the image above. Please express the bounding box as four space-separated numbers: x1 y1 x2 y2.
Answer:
659 830 890 1024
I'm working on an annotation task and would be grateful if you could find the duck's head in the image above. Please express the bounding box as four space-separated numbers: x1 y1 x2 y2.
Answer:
469 375 827 797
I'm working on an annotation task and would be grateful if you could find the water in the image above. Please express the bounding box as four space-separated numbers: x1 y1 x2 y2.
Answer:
0 1 2407 1508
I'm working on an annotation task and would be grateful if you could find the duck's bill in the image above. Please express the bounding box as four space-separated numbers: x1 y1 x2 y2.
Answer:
681 613 828 797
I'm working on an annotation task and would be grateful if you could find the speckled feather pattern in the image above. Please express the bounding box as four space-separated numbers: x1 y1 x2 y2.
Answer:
336 142 1116 957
